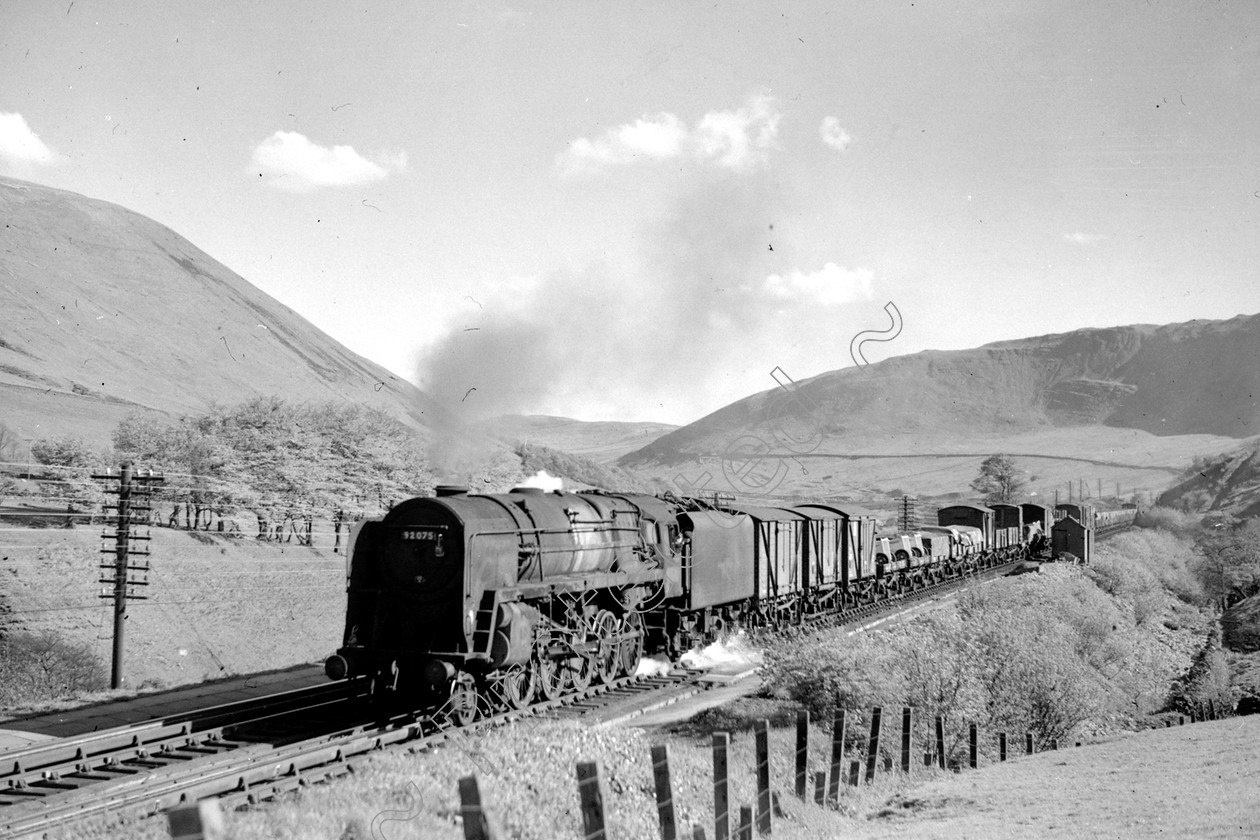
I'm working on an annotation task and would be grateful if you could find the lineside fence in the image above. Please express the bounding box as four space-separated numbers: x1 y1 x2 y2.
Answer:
0 459 390 553
165 700 1234 840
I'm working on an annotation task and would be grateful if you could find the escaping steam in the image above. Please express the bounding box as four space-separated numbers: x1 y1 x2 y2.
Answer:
632 630 763 677
515 469 563 492
679 630 763 671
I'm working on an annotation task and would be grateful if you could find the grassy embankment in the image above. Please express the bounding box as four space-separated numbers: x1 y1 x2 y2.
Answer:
0 527 343 719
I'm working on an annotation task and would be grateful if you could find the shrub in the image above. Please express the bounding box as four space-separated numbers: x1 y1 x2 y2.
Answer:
0 630 108 707
1222 595 1260 653
1168 627 1234 716
765 571 1123 752
1088 551 1165 625
1094 529 1207 607
1196 520 1260 605
1135 506 1200 535
30 436 94 467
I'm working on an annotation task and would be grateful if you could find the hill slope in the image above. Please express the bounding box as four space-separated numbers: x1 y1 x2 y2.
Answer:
622 315 1260 468
0 175 450 448
1159 441 1260 519
479 414 678 461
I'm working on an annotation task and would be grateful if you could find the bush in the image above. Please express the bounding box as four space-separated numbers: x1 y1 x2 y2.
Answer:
764 572 1120 752
1222 595 1260 653
0 630 108 707
30 436 94 467
1135 506 1200 535
1088 552 1165 625
1095 529 1208 607
1196 520 1260 605
1169 627 1234 716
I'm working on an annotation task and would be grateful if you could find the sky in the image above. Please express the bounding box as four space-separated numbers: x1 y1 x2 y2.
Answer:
2 1 1258 426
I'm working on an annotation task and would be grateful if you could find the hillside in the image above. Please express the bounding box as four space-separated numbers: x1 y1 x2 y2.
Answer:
480 414 678 461
1159 441 1260 519
0 175 453 450
619 315 1260 501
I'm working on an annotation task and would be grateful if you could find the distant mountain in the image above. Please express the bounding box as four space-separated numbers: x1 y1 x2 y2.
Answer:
0 176 452 449
621 315 1260 469
480 414 678 462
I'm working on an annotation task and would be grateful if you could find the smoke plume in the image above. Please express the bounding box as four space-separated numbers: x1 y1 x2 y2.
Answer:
416 173 872 424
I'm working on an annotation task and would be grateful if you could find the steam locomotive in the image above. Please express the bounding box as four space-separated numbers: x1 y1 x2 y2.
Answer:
324 486 1115 720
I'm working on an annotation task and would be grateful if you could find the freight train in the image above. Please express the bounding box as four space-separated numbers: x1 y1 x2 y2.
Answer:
324 487 1119 721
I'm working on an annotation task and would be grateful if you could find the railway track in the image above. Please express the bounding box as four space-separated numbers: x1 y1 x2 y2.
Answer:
0 666 709 838
0 553 1049 838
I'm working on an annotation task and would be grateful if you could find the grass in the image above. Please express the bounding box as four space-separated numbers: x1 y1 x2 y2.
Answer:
0 527 344 717
42 711 1260 840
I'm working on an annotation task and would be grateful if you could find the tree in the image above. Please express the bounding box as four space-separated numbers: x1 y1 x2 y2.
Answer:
0 421 20 463
1196 519 1260 605
30 436 94 467
970 454 1026 505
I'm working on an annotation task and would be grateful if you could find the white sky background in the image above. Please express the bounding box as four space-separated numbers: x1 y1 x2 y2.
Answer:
2 1 1258 425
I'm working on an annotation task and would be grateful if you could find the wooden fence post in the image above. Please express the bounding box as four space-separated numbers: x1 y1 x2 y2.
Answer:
969 723 977 769
167 801 224 840
754 719 772 835
847 760 860 787
459 775 500 840
795 710 809 799
737 805 753 840
828 707 846 805
1025 732 1034 755
693 827 706 840
713 732 730 840
934 716 946 770
864 706 882 784
900 707 913 774
1050 739 1058 751
577 761 609 840
813 771 826 805
652 744 677 840
999 732 1007 762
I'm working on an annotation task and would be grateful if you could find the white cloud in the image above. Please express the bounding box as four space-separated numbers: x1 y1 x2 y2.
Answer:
557 93 782 175
558 113 687 174
761 263 875 306
693 93 781 170
249 131 406 191
819 116 852 152
0 112 57 168
1064 231 1106 244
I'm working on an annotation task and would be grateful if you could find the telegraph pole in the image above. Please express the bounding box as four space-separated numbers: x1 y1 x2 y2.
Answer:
94 462 163 689
899 495 919 531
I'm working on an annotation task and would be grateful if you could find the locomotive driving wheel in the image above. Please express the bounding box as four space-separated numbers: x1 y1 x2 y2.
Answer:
592 610 620 685
618 612 644 676
448 674 479 727
499 661 537 710
565 635 593 692
536 641 566 701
